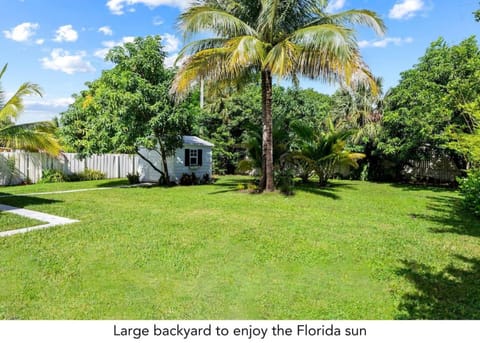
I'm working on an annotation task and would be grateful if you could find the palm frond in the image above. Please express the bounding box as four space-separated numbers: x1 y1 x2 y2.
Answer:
179 5 256 39
257 0 280 41
226 36 267 71
0 82 43 121
264 39 299 77
173 35 267 98
325 9 386 36
0 121 61 156
0 64 7 79
177 38 229 59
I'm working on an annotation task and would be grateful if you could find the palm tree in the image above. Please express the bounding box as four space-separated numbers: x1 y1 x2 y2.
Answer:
332 76 384 144
172 0 385 191
0 64 61 156
289 119 365 186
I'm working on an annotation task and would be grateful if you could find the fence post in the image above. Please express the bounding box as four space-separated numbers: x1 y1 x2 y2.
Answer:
26 153 30 182
117 155 121 178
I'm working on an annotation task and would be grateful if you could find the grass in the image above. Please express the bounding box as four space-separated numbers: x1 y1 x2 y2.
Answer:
0 212 47 232
0 176 479 319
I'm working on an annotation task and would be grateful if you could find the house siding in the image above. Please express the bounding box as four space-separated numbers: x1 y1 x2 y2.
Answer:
137 139 213 183
172 145 213 182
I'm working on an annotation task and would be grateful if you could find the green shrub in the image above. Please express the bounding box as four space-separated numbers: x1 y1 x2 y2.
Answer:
458 169 480 217
127 172 140 184
77 169 106 181
39 169 68 183
180 173 199 186
200 173 211 184
275 169 295 195
180 173 193 185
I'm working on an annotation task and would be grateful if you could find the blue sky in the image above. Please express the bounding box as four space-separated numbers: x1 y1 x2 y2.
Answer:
1 0 479 123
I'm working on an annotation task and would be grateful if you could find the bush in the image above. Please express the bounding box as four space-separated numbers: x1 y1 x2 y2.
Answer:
180 173 193 186
275 169 295 195
39 169 69 183
200 173 211 184
77 169 106 181
127 172 140 184
180 173 203 186
458 169 480 217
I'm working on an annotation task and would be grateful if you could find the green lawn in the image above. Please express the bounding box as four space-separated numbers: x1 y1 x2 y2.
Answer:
0 212 47 232
0 176 479 319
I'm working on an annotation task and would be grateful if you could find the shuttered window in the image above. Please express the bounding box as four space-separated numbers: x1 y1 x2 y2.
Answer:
185 149 203 167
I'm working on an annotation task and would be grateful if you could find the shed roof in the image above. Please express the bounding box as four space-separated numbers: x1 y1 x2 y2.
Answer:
183 135 214 147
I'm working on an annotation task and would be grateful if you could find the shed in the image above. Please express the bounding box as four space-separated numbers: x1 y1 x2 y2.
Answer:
137 136 214 183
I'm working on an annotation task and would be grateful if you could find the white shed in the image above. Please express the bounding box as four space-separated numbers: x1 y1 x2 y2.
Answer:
137 135 214 183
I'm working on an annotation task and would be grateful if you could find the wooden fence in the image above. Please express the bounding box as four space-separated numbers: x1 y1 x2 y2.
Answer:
403 155 462 183
0 152 139 185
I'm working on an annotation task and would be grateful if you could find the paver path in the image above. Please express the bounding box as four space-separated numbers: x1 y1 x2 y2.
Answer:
0 204 79 237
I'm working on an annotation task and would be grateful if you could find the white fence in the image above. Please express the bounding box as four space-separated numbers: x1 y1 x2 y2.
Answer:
0 152 139 185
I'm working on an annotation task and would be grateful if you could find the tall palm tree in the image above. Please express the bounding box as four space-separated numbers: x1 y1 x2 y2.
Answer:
332 76 384 144
172 0 386 191
0 64 61 156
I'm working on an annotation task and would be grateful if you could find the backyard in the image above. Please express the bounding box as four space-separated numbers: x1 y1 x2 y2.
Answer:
0 176 479 320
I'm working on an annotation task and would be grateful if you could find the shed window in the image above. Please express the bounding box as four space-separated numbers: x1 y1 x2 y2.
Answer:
185 149 203 167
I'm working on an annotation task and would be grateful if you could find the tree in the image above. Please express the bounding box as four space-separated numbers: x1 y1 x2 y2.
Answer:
60 36 200 184
198 83 332 174
171 0 385 191
380 37 480 175
288 119 365 186
331 77 384 179
0 64 61 156
474 3 480 22
331 77 383 144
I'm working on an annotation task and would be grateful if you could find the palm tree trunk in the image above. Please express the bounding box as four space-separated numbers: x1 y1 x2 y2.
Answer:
261 69 274 192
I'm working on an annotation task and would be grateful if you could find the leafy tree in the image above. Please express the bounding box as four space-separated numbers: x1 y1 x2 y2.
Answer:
0 64 61 156
198 83 332 174
331 77 384 179
380 37 480 175
474 3 480 22
172 0 385 191
332 77 384 144
60 36 200 183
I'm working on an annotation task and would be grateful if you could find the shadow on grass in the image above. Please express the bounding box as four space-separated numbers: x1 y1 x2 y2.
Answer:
391 182 456 193
0 195 60 208
396 256 480 319
411 195 480 238
294 181 357 200
96 179 130 188
207 178 354 199
207 178 255 195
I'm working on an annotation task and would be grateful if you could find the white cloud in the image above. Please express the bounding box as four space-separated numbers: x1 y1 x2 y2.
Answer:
98 26 113 36
24 97 75 108
41 49 95 74
94 36 135 59
358 37 413 48
54 25 79 42
164 54 178 68
35 38 45 45
3 22 39 42
106 0 192 15
389 0 425 20
326 0 346 12
153 16 164 26
161 33 180 53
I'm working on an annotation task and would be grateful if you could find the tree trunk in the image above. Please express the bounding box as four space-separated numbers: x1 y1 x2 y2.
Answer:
135 148 166 182
261 69 275 192
158 140 170 185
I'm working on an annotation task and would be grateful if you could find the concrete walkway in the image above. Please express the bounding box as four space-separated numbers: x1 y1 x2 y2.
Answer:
0 204 79 238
